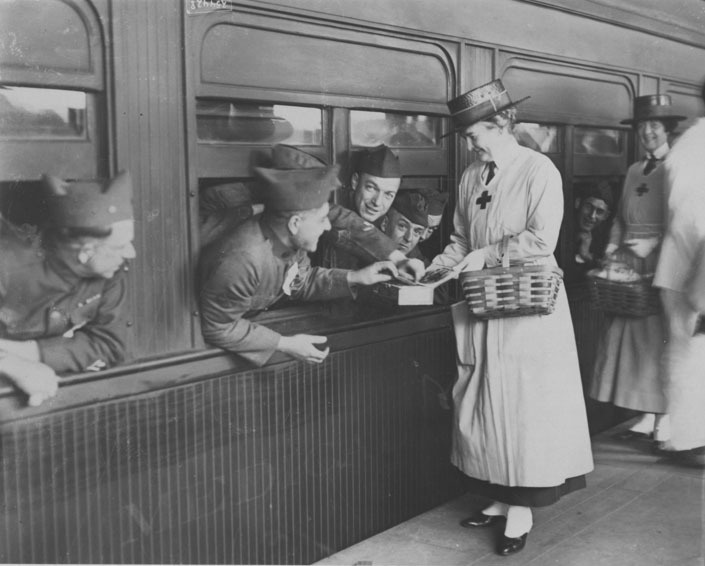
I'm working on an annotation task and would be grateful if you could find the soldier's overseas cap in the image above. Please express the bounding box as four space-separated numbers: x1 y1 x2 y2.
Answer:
255 165 340 212
391 191 429 227
42 170 134 229
445 79 529 135
409 188 448 216
272 144 326 169
620 94 686 125
356 144 401 178
583 180 614 210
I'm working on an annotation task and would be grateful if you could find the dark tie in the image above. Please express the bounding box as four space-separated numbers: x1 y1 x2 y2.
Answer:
484 161 496 185
643 155 659 176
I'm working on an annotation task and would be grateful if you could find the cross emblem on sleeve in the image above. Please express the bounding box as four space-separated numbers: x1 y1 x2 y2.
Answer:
636 183 649 196
476 190 492 209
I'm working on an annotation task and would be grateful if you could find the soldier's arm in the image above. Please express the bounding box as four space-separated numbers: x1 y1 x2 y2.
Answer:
37 270 129 374
327 203 398 262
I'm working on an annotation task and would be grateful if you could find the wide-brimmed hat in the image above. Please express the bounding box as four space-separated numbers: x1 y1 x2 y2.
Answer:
42 171 133 229
444 79 530 136
620 94 686 125
255 165 340 212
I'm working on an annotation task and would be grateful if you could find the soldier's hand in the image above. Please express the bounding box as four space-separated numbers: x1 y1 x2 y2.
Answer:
396 258 426 282
278 334 330 364
348 261 398 286
0 353 59 407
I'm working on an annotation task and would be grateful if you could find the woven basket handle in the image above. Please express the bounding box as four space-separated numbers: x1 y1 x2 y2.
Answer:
501 235 511 268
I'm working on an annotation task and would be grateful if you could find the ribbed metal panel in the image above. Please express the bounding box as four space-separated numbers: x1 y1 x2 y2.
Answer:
111 0 193 360
0 328 462 564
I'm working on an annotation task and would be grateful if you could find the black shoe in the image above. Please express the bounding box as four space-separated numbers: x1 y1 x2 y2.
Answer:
613 430 652 441
498 533 528 556
460 512 505 528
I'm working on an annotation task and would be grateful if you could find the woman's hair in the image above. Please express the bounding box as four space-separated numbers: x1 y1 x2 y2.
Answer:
489 107 518 132
660 117 681 134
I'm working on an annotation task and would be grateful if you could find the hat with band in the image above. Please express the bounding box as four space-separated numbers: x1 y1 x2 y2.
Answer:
620 94 686 125
444 79 529 136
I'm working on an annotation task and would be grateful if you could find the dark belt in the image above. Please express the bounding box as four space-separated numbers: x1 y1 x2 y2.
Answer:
696 316 705 336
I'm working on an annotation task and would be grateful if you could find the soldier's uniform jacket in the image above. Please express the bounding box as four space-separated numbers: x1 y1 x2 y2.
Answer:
0 235 128 374
318 203 396 269
198 215 353 367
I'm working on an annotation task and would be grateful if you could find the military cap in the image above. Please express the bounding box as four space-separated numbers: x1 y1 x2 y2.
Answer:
356 144 401 178
409 188 449 216
272 144 326 169
582 180 614 210
255 165 340 212
445 79 529 135
42 171 134 229
620 94 686 125
391 191 429 227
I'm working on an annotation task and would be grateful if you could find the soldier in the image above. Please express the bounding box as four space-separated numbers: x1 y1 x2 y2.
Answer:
381 191 430 259
319 145 423 278
198 144 424 281
0 171 136 406
198 164 397 366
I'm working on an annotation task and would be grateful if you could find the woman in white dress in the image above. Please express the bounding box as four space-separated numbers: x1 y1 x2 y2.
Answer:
590 95 686 444
430 79 594 556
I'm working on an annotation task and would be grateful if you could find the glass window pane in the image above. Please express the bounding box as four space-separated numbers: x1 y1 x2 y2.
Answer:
575 127 625 156
196 100 322 145
350 111 442 148
0 87 87 139
514 123 561 153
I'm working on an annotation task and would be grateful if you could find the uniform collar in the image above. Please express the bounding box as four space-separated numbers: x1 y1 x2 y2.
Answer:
647 142 669 161
259 216 298 260
490 136 521 171
45 251 82 285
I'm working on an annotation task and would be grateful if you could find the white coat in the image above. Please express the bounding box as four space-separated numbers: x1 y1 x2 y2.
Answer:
432 141 594 487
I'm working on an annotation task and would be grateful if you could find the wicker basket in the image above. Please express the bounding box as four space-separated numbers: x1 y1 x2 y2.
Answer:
459 259 563 319
586 270 660 317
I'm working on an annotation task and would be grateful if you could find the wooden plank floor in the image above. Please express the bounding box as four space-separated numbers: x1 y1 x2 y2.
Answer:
315 420 705 565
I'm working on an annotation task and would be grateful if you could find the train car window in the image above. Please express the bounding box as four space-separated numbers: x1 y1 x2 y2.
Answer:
196 100 322 146
0 87 87 140
514 123 561 154
574 127 625 157
350 111 442 148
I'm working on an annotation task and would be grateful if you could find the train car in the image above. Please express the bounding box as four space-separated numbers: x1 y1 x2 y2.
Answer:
0 0 703 563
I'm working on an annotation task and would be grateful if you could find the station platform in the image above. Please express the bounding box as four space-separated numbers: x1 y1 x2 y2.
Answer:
315 420 705 565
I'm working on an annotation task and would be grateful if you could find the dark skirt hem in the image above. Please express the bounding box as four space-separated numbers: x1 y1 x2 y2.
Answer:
463 474 586 507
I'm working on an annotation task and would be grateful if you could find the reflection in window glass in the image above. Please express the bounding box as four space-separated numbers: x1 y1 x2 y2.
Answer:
0 86 86 138
196 100 322 145
350 111 441 148
514 123 560 153
575 127 624 156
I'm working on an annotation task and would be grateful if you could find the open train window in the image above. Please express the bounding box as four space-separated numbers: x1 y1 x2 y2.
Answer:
196 99 323 146
350 110 442 148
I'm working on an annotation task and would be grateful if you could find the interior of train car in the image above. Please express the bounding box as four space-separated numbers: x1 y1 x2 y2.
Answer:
1 0 704 563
